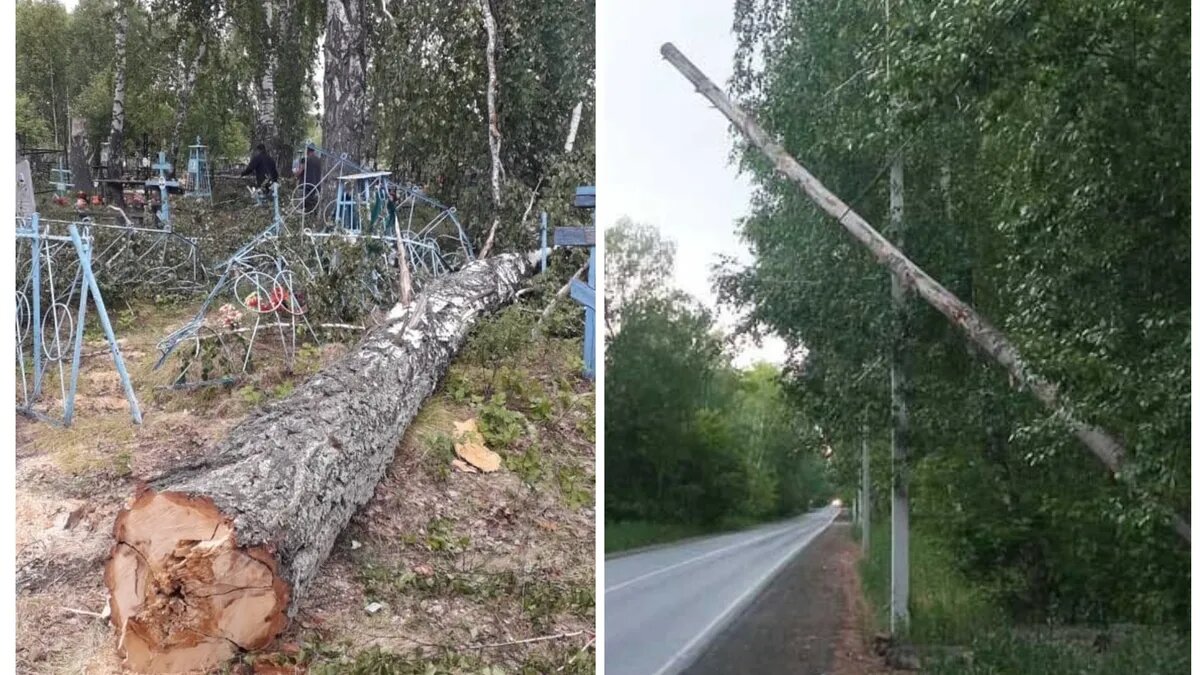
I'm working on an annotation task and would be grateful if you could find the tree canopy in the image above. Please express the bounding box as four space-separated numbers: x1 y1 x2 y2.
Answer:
15 0 594 252
721 0 1188 625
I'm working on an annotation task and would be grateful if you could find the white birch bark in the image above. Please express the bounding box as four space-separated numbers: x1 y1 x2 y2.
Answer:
108 0 130 189
477 0 504 259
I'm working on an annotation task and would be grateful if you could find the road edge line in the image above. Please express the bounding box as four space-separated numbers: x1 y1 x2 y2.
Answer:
649 510 841 675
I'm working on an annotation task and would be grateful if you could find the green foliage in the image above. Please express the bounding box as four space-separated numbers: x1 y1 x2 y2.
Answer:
605 223 833 529
464 307 535 374
604 217 676 336
555 464 591 510
728 0 1188 627
368 0 595 251
505 443 544 486
860 521 1188 674
15 93 52 147
478 396 526 449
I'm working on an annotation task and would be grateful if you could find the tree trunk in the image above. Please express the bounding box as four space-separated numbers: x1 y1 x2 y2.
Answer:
257 2 278 154
104 253 534 673
659 42 1190 543
322 0 368 161
272 0 295 172
170 40 207 162
888 154 910 631
477 0 504 259
108 0 130 205
69 116 94 194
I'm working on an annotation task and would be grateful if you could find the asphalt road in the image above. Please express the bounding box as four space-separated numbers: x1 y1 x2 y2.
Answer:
605 505 841 675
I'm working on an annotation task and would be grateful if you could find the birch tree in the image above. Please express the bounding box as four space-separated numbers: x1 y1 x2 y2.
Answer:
723 0 1189 626
322 0 369 161
108 0 130 202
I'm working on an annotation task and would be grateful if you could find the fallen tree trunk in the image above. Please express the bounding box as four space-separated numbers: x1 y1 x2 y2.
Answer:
660 42 1190 544
104 253 532 673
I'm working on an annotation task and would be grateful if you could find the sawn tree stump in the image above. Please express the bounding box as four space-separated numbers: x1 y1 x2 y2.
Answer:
104 253 531 673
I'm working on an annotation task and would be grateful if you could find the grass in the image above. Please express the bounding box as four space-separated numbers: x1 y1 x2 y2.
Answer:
605 520 724 554
856 518 1189 674
247 641 595 675
34 416 137 478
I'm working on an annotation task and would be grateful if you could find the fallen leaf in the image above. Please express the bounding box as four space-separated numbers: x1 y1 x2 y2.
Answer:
452 419 502 472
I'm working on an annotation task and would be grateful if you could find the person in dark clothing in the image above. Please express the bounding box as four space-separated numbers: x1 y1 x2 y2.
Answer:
294 145 323 215
241 144 280 191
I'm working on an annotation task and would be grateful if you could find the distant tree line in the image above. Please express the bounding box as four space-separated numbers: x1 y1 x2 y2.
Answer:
605 218 834 528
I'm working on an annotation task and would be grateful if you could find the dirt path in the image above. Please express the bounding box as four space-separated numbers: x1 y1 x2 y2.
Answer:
685 521 894 675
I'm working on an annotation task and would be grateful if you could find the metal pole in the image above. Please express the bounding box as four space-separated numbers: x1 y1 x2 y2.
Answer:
272 182 282 233
861 422 870 554
67 223 143 424
30 214 43 399
540 211 548 273
890 154 911 634
64 238 92 427
583 246 595 378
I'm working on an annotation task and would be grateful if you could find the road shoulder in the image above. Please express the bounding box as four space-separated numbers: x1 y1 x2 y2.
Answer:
685 522 895 675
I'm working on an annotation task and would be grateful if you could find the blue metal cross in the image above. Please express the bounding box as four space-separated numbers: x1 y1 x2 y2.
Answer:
51 161 72 198
186 136 212 200
554 185 596 379
147 151 179 227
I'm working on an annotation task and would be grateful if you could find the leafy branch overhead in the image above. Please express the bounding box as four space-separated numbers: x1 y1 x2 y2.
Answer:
18 0 594 255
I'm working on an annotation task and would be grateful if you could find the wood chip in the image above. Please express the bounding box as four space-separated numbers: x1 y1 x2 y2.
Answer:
453 419 502 472
451 458 479 473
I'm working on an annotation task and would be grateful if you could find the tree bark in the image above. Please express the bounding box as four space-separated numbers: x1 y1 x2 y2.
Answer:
322 0 368 162
69 116 94 194
564 100 583 154
659 42 1190 543
108 0 130 205
104 253 534 673
888 154 910 631
256 2 279 154
477 0 504 259
170 40 207 162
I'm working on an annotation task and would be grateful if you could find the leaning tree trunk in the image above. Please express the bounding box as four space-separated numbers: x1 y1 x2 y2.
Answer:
322 0 368 162
108 0 130 205
69 116 94 193
660 42 1190 543
104 253 533 673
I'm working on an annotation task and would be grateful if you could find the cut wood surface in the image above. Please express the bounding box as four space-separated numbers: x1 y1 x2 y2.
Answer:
104 253 532 673
659 42 1189 543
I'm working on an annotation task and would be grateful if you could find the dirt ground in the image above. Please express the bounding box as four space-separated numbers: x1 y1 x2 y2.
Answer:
685 521 897 675
15 297 596 674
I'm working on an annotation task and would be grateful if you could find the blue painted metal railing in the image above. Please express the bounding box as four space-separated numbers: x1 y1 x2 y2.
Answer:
16 214 142 425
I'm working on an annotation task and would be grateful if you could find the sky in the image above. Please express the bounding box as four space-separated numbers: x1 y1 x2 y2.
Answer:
598 1 787 367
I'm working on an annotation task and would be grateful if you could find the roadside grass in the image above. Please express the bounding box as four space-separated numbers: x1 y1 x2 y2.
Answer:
856 519 1189 674
605 512 782 554
605 520 714 554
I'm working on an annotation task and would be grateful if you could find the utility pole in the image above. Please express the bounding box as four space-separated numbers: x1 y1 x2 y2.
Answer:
861 421 870 553
886 0 910 635
889 154 910 632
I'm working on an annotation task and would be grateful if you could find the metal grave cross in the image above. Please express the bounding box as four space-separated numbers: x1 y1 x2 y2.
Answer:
146 151 180 227
554 185 596 379
186 136 212 200
51 160 72 198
